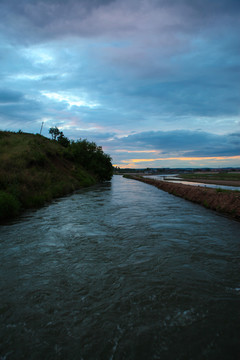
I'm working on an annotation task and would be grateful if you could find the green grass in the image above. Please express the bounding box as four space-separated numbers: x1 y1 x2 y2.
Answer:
216 188 240 193
203 200 210 208
0 131 98 220
0 191 21 219
180 172 240 181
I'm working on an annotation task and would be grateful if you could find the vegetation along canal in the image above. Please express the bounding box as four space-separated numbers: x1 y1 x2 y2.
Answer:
0 175 240 359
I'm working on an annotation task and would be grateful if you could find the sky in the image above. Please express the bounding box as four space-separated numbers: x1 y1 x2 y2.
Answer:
0 0 240 168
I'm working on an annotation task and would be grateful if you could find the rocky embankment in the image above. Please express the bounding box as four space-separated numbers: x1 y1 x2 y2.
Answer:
126 175 240 221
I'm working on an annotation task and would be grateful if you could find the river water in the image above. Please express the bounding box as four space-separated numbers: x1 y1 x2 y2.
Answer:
0 175 240 360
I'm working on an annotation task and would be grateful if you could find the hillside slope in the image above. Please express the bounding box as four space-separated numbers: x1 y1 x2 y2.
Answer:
0 131 112 220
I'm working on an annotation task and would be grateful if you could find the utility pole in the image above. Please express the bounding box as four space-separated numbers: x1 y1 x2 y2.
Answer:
40 122 44 135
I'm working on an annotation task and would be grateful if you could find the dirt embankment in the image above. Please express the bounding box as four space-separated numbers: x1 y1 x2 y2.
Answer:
127 176 240 221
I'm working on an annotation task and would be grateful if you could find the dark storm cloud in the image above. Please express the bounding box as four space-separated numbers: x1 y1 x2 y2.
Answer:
1 0 239 42
115 130 240 157
0 97 43 126
0 89 24 103
0 0 239 166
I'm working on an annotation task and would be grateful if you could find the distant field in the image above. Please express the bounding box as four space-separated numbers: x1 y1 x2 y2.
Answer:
180 172 240 181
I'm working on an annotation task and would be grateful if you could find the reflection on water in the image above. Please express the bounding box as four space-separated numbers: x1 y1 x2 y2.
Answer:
0 175 240 359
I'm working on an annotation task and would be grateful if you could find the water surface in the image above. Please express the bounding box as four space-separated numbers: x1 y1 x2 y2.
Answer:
0 175 239 359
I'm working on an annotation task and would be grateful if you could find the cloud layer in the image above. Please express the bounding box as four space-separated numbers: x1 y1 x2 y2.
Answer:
0 0 239 167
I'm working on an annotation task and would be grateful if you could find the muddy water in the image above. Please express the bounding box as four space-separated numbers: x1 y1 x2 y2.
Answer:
0 175 239 359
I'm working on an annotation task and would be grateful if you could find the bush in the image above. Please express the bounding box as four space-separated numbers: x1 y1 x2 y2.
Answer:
57 134 70 148
0 191 20 220
69 139 113 181
74 168 96 187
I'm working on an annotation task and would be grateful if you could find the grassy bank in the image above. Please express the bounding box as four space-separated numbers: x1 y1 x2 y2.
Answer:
0 131 113 221
125 175 240 221
180 172 240 182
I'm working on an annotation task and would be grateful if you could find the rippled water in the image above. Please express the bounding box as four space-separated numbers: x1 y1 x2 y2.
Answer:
0 175 240 360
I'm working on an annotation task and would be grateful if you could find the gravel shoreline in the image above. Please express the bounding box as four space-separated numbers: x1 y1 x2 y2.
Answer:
126 175 240 221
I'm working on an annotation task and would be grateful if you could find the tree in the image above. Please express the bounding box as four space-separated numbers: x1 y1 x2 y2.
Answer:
69 139 113 181
57 132 70 147
49 127 70 147
49 126 60 140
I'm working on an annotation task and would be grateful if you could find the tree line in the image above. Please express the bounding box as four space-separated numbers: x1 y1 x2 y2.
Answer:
49 127 113 181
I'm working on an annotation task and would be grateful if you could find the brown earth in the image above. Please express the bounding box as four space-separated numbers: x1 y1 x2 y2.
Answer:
127 176 240 221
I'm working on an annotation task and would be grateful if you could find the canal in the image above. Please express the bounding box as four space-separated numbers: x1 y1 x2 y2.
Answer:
0 175 239 359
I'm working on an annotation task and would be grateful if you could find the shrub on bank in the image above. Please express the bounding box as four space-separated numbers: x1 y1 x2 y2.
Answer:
74 167 96 187
0 191 20 220
68 139 113 181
